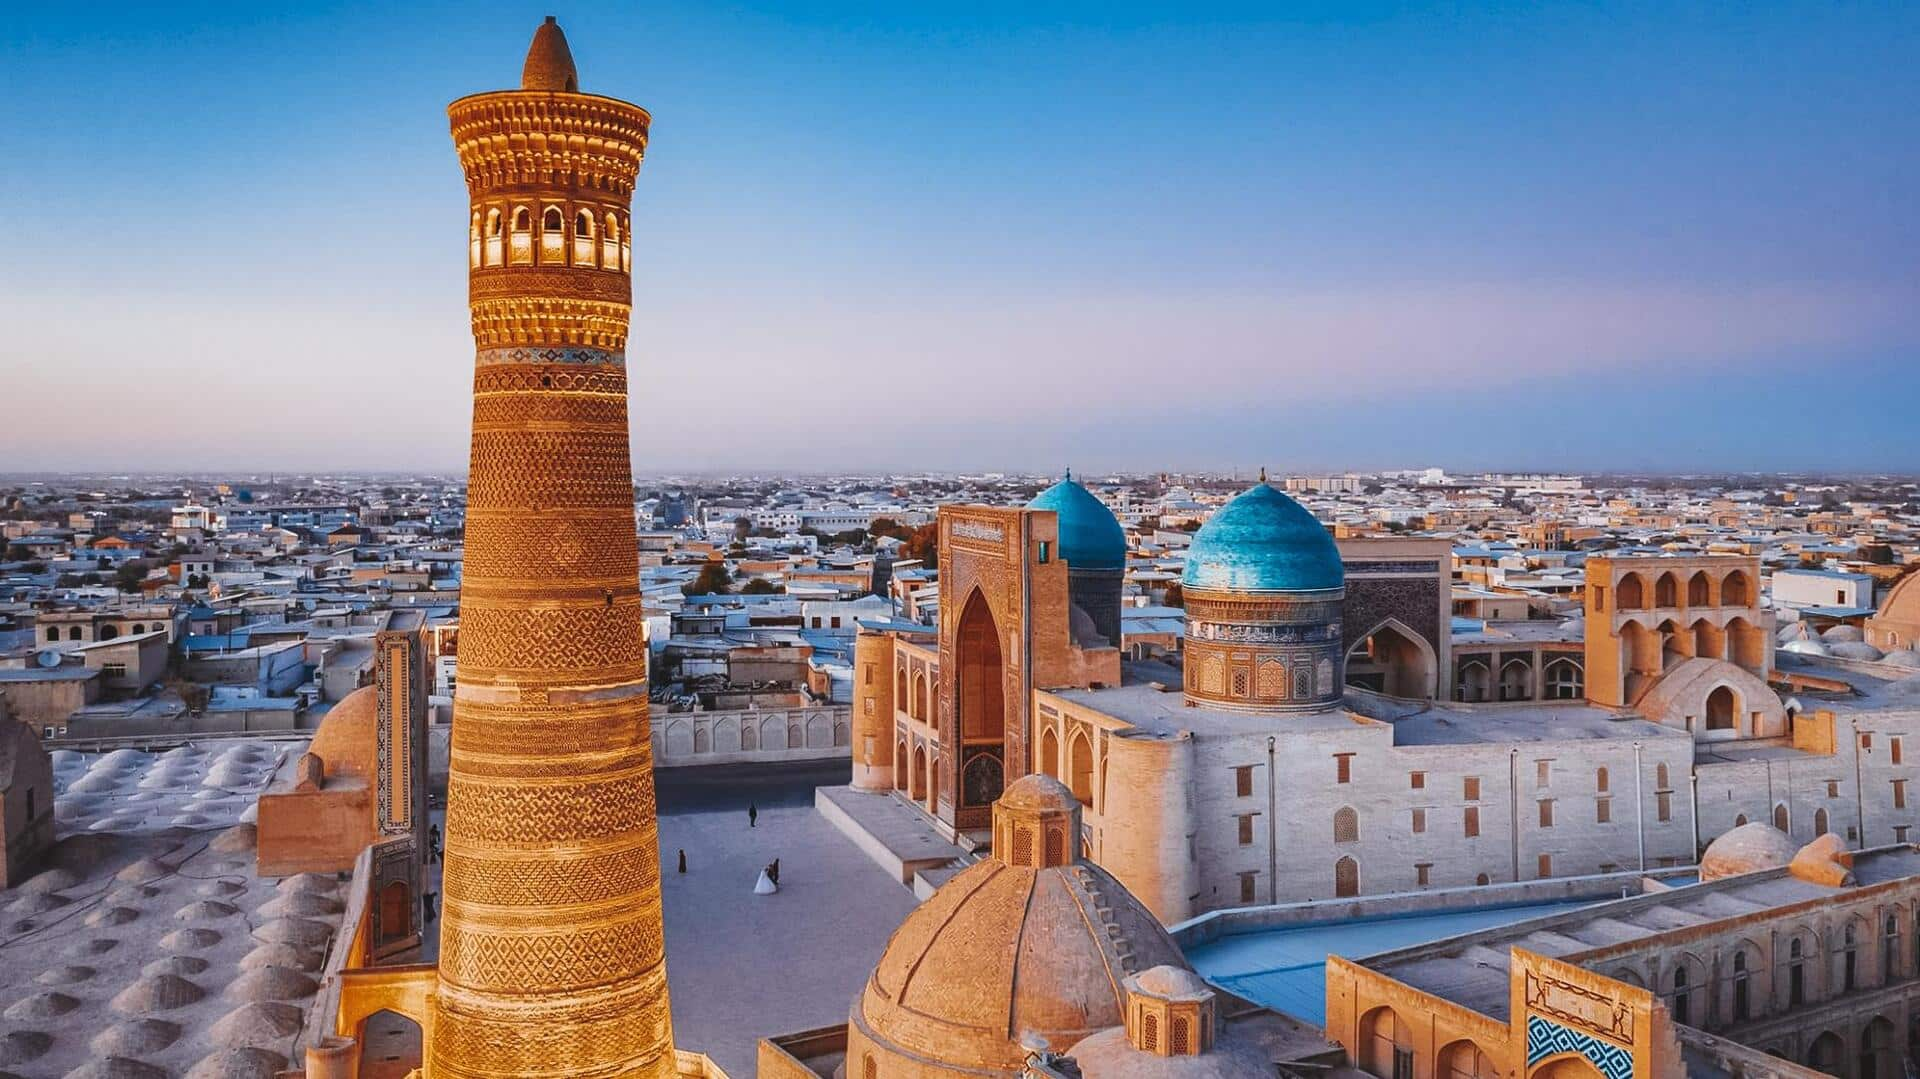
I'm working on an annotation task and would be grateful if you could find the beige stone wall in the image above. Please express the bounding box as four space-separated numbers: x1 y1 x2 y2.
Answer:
0 676 96 733
852 632 896 791
1585 554 1769 708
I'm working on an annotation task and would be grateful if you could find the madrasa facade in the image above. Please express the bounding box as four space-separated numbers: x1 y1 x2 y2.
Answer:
846 474 1920 924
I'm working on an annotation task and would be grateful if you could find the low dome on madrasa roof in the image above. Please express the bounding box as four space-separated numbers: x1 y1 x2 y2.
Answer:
1882 649 1920 669
1830 641 1885 661
850 774 1190 1075
1700 822 1799 882
1822 624 1866 643
1782 639 1832 657
1028 471 1127 572
1182 481 1342 593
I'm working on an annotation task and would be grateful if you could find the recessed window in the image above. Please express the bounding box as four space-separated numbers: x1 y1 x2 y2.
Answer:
1234 765 1254 798
1410 771 1425 790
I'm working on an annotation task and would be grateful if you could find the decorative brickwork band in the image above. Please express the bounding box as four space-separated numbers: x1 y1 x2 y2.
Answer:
476 345 625 367
432 18 674 1079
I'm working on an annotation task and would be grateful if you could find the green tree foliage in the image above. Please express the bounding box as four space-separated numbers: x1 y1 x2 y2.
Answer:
114 559 154 592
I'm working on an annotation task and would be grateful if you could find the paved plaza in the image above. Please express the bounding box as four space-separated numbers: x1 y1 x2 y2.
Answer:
657 761 920 1078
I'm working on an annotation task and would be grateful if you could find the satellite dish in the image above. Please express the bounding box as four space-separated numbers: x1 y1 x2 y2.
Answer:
36 649 61 669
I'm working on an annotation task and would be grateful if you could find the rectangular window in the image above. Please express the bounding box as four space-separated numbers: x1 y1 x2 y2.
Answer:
864 663 874 685
1464 807 1480 838
1863 733 1873 750
1897 825 1911 844
1896 779 1908 810
1894 738 1904 765
1238 872 1257 904
1657 791 1672 822
1237 814 1255 846
1410 771 1426 790
1464 777 1481 801
1235 766 1254 798
1829 780 1841 799
1537 760 1551 788
1037 540 1051 564
1596 797 1612 824
1538 799 1554 827
1335 754 1352 784
1537 853 1552 878
1412 808 1426 834
1393 1048 1415 1079
1416 863 1431 887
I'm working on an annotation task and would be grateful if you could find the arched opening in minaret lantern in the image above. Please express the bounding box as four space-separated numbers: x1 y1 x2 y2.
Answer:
956 588 1008 808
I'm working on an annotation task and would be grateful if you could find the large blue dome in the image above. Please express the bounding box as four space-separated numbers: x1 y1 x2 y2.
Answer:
1183 483 1343 592
1028 472 1126 571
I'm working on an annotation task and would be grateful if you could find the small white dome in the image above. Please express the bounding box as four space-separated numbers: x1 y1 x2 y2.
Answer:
1782 639 1832 656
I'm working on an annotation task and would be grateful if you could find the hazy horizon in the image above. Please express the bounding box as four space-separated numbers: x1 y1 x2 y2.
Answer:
3 2 1915 473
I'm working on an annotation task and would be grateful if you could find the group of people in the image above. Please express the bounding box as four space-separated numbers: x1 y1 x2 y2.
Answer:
671 802 784 895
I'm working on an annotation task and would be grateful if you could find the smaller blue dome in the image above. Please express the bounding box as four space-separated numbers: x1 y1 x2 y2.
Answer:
1028 472 1126 571
1183 484 1343 592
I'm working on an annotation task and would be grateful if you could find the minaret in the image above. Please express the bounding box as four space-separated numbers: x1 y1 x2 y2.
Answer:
435 19 672 1078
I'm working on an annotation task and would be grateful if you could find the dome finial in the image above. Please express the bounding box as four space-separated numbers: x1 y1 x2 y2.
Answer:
1064 466 1072 481
1258 466 1268 484
522 15 580 92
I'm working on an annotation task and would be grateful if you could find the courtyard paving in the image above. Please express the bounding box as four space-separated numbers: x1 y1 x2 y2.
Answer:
657 761 919 1078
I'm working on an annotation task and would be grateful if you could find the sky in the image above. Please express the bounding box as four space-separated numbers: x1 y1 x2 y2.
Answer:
1 1 1915 475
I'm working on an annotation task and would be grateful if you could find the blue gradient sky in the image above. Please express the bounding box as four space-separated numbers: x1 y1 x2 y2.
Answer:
2 2 1915 474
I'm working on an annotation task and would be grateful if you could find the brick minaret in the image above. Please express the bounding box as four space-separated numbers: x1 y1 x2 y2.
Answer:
434 18 673 1078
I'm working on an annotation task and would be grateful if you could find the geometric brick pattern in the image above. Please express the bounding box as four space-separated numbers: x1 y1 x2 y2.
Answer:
1525 1015 1635 1079
433 24 675 1077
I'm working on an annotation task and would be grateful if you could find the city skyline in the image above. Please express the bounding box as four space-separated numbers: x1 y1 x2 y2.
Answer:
2 1 1915 473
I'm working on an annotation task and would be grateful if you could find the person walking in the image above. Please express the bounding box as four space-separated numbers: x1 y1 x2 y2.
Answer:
768 857 780 886
676 848 687 874
748 802 758 828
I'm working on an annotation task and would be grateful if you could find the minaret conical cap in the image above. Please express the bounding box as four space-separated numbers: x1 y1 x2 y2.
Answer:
522 16 580 92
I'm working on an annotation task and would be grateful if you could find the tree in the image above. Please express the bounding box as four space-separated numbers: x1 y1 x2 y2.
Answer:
682 563 732 596
732 515 752 541
114 559 153 593
740 577 780 595
1163 582 1184 608
900 523 939 569
868 517 912 542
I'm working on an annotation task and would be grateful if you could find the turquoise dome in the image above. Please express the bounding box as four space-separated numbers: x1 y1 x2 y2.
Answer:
1183 484 1343 592
1028 472 1126 571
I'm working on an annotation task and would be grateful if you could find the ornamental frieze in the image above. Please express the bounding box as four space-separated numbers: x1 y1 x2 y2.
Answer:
1185 620 1342 644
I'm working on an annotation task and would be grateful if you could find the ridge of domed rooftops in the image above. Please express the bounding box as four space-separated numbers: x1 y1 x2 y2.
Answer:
1028 469 1127 571
1182 480 1343 592
521 16 579 92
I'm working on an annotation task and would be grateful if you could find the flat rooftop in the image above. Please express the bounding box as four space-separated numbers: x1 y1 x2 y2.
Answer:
1056 679 1678 747
1355 850 1920 1022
